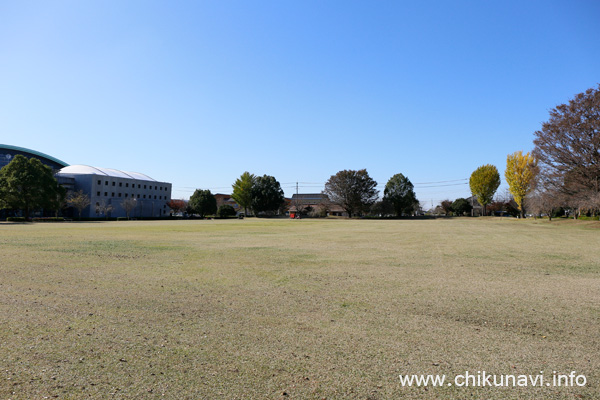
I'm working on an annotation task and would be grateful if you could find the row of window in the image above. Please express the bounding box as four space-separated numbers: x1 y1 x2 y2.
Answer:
95 201 168 210
97 180 168 191
95 192 168 200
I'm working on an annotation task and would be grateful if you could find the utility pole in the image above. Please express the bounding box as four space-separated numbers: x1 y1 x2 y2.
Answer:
294 182 299 218
471 194 474 217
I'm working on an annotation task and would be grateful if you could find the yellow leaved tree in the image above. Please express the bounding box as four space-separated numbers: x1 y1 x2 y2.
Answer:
505 151 538 218
469 164 501 216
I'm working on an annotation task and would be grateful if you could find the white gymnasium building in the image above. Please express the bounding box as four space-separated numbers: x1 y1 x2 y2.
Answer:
57 165 172 218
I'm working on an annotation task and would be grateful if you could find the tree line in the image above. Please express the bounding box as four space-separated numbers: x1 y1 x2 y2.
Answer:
2 85 598 220
190 85 599 220
182 173 289 218
179 169 420 218
323 170 418 217
462 84 600 219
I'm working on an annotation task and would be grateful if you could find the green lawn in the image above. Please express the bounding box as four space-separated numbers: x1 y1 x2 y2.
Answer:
1 218 599 399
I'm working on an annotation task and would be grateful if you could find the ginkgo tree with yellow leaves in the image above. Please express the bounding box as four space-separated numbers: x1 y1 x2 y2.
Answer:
505 151 538 218
469 164 501 216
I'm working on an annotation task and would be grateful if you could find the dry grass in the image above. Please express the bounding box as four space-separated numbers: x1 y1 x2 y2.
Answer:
1 218 599 399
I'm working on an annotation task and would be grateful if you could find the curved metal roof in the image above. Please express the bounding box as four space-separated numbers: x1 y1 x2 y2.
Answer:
0 144 69 167
58 165 158 182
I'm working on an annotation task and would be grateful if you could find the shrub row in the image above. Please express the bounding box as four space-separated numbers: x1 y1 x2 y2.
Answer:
6 217 27 222
32 217 65 222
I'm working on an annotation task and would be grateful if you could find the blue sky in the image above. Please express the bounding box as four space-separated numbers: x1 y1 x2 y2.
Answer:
1 1 599 205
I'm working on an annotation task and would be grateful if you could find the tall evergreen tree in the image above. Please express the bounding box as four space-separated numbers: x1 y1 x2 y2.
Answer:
251 175 285 215
384 173 417 216
0 155 63 219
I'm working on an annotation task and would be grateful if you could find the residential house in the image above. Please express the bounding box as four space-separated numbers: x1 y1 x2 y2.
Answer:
288 193 348 217
214 193 241 213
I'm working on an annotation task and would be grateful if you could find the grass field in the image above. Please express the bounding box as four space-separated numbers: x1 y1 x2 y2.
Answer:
1 218 599 399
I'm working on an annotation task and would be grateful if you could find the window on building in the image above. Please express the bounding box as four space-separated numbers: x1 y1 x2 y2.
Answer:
104 192 108 196
118 193 122 197
119 182 122 187
112 182 116 186
97 191 100 196
155 186 157 190
138 184 141 188
112 193 115 197
154 195 157 199
125 193 128 198
105 181 108 185
97 180 101 185
126 183 129 188
144 185 147 189
143 195 146 199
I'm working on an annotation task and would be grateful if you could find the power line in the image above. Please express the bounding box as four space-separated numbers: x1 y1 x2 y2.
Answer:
173 177 471 194
413 178 468 185
415 182 469 188
178 186 232 190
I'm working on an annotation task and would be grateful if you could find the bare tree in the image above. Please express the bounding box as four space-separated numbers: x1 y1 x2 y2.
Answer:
533 85 600 212
68 190 90 220
120 197 137 220
96 200 113 219
292 196 306 217
526 190 561 221
566 190 600 218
